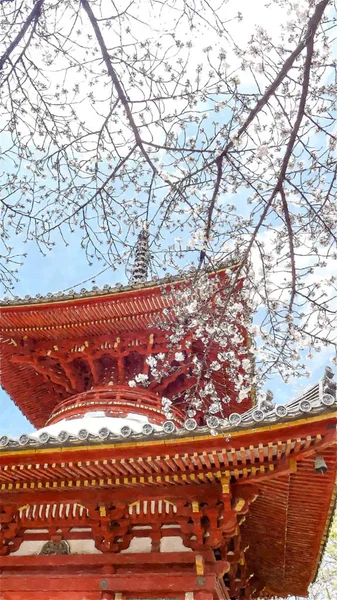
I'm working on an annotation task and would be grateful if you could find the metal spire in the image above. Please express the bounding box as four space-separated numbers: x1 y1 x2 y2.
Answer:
129 222 150 284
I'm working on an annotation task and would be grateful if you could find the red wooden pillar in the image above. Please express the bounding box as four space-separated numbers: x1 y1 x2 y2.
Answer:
194 592 214 600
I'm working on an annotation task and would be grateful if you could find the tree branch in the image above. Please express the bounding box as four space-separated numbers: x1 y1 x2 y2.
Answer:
80 0 158 173
0 0 44 71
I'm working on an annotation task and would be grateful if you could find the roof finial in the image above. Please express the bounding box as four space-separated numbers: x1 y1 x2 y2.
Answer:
130 222 150 284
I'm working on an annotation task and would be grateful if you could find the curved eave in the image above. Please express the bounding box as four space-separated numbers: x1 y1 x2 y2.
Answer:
1 278 168 312
1 409 335 458
0 265 239 309
0 267 241 338
0 283 170 334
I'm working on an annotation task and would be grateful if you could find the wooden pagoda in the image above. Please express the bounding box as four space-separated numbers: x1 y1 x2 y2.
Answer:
0 266 336 600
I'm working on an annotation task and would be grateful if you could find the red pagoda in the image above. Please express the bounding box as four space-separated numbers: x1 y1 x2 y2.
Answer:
0 250 336 600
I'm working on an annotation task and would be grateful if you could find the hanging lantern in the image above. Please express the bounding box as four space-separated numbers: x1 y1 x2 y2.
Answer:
314 455 328 474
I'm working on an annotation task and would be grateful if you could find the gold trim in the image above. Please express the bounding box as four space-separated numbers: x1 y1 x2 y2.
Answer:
0 470 228 492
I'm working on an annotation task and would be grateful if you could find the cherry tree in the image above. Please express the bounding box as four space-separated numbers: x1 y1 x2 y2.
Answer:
0 0 336 396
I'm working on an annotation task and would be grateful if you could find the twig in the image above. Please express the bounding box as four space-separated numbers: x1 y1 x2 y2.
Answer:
0 0 44 71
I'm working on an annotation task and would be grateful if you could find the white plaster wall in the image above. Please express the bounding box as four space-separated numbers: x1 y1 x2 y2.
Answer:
160 536 192 552
69 539 101 554
120 534 192 553
11 540 44 556
30 411 162 441
120 536 152 553
10 528 190 555
10 538 101 555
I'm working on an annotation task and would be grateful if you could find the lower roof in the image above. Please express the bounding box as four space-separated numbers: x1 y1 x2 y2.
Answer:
0 410 336 598
0 377 334 451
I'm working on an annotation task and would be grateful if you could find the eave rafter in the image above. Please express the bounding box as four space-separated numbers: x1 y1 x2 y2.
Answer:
240 430 336 485
0 429 334 493
3 328 196 397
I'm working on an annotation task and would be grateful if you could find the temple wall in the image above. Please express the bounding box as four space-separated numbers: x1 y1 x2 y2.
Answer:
10 539 101 556
10 532 191 555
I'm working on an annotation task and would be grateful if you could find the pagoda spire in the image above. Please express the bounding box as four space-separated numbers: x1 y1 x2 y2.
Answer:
130 222 150 284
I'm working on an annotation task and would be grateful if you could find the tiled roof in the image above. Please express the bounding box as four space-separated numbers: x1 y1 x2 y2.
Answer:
0 276 169 306
1 371 335 452
0 262 239 307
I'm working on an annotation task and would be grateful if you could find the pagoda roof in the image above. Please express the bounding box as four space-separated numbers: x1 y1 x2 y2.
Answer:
0 275 181 338
0 266 247 428
0 376 335 451
0 263 238 308
0 279 176 426
0 396 336 597
0 274 177 308
0 266 240 341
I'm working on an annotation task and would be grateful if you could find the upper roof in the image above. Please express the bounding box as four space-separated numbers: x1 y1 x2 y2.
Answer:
0 266 252 428
0 278 175 338
1 277 167 306
0 266 231 307
0 280 173 426
0 265 243 339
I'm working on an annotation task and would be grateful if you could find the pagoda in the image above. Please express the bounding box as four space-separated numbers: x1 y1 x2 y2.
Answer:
0 241 336 600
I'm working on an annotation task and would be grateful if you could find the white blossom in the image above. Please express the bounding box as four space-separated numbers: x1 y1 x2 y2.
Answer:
242 358 251 372
146 355 157 367
135 373 149 384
